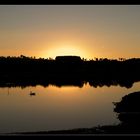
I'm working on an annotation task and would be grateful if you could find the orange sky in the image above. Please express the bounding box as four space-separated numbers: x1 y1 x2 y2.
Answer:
0 5 140 59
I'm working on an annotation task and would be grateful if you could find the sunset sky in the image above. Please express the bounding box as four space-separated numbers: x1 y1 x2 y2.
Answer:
0 5 140 59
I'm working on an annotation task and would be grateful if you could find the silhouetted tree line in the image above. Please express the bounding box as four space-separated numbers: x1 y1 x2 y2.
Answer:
0 55 140 88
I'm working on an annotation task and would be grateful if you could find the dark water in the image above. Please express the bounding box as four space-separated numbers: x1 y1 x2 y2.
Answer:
0 82 140 133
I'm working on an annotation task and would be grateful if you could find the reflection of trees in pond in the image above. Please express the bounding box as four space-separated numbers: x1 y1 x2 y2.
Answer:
1 56 140 86
0 79 138 89
88 79 134 88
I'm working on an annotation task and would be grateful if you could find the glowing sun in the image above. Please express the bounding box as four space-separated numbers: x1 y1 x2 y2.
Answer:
45 45 86 59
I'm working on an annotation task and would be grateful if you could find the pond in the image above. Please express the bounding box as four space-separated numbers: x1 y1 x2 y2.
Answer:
0 81 140 133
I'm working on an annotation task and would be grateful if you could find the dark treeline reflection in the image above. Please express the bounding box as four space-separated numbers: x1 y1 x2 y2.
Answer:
1 55 140 88
0 78 138 89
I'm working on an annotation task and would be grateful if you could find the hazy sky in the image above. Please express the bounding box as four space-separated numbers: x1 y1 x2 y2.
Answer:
0 5 140 59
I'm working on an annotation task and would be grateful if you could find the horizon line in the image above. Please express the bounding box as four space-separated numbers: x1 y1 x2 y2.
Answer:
0 54 140 60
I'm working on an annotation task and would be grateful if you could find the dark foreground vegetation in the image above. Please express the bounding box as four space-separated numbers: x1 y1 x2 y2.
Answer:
0 55 140 88
7 91 140 135
1 55 140 135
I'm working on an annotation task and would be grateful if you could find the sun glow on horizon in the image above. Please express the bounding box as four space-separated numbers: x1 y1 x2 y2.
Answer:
41 44 89 59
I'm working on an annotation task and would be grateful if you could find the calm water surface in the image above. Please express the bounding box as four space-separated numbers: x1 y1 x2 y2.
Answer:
0 82 140 133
